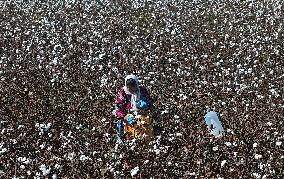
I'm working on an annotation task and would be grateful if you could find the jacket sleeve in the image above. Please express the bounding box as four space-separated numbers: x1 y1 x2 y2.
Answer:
114 88 127 119
140 87 152 110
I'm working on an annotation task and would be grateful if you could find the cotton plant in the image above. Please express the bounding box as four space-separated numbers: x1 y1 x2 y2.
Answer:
212 146 219 151
224 142 232 147
39 164 51 176
130 166 139 177
0 147 7 154
254 154 263 160
221 160 227 167
80 154 91 161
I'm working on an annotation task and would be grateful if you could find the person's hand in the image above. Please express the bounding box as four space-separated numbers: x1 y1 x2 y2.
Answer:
126 115 135 126
137 100 149 109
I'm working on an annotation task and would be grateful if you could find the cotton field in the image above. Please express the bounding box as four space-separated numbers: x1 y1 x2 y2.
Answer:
0 0 283 178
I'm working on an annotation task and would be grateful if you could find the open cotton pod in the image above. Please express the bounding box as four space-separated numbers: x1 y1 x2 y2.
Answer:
204 111 224 137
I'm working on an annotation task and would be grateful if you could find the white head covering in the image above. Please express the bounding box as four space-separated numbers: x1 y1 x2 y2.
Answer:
123 74 141 113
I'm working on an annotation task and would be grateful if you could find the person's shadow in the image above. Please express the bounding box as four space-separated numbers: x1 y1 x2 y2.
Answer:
0 163 4 175
151 96 163 136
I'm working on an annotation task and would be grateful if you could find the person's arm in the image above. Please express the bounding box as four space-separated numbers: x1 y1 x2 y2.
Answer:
138 87 152 112
114 88 127 119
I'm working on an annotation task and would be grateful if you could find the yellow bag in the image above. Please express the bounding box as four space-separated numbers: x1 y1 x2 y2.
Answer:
123 113 153 141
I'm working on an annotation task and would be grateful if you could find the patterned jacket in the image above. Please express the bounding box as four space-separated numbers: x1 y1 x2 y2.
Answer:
114 86 151 119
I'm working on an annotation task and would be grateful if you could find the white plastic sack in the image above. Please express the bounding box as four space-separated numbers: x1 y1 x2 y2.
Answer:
204 111 224 137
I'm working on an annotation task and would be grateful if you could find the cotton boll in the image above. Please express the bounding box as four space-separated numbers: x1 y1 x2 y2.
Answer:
252 173 261 178
100 75 108 87
40 143 45 149
76 124 83 130
176 133 182 137
267 122 272 126
0 148 7 154
154 147 161 155
258 163 264 170
224 142 232 147
247 68 253 74
39 164 51 176
22 159 30 165
104 133 110 138
240 84 247 90
254 154 262 160
174 115 179 119
276 141 282 146
67 152 75 160
144 160 149 165
181 94 187 100
257 95 264 99
161 110 169 115
221 160 226 167
54 164 61 170
236 64 242 69
17 157 22 162
12 139 17 144
98 157 103 161
213 146 218 151
253 143 257 148
80 155 90 161
269 89 280 97
129 144 135 151
51 57 58 65
130 167 139 177
17 157 29 164
109 167 114 173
